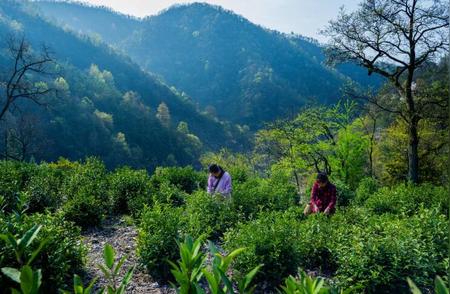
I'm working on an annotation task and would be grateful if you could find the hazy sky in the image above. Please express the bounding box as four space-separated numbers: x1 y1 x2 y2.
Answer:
79 0 361 41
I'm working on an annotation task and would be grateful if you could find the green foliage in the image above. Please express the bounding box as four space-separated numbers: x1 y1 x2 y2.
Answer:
168 235 261 294
354 177 379 205
408 276 449 294
97 243 135 294
223 210 302 288
60 158 110 228
279 271 330 294
330 209 447 293
0 161 37 212
23 164 65 213
329 120 369 189
232 177 298 218
150 166 205 194
152 183 189 207
364 183 448 216
332 180 355 208
2 265 42 294
168 236 206 294
204 242 262 294
137 203 184 282
108 167 152 216
183 191 237 240
0 213 85 292
60 194 104 230
200 150 254 185
295 214 337 273
66 274 97 294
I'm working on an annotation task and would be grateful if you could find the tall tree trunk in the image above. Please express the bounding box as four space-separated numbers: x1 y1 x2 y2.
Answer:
405 69 419 183
408 117 419 183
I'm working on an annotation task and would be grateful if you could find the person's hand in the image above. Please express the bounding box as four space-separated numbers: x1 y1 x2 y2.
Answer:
312 204 319 213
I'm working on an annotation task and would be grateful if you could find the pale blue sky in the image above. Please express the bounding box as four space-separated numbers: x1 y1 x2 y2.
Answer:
80 0 361 41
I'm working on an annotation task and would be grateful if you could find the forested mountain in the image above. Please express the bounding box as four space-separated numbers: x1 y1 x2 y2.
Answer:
36 1 383 127
0 0 243 170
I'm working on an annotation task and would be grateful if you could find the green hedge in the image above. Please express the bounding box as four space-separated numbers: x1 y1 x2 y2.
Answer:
137 203 184 282
108 167 152 216
183 191 238 240
223 210 303 288
0 213 86 292
364 183 448 215
232 177 298 218
149 166 205 194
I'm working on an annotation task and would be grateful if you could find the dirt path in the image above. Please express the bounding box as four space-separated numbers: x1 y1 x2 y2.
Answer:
82 217 174 294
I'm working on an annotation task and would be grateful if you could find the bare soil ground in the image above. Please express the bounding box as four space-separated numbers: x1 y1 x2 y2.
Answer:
82 217 174 294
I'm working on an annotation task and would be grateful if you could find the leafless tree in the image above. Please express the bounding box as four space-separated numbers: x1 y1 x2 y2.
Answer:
0 37 54 121
0 113 45 161
322 0 449 183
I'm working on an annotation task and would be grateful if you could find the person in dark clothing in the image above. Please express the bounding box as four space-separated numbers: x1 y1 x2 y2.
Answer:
303 172 337 216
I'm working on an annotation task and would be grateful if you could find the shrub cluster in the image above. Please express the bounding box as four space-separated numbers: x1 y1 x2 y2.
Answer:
0 212 86 292
137 203 184 282
108 166 152 216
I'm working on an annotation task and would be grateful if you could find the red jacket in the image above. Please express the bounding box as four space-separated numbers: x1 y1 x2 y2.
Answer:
310 181 336 213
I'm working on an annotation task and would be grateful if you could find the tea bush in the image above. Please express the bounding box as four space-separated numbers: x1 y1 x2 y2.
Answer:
183 191 238 240
0 213 86 292
232 177 298 219
333 179 355 207
108 167 152 216
60 193 104 229
295 214 337 273
0 161 37 211
223 210 302 288
364 183 448 215
24 164 65 213
137 203 184 282
149 166 205 194
152 182 188 207
354 177 379 204
331 209 448 293
60 157 111 227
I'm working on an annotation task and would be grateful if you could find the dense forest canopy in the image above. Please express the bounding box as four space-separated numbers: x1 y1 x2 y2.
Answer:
0 0 249 170
36 0 384 128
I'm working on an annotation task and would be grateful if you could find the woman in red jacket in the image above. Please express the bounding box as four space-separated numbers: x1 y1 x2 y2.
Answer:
303 172 336 216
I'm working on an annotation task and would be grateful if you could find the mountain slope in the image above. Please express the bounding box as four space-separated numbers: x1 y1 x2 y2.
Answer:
0 0 241 169
36 1 383 128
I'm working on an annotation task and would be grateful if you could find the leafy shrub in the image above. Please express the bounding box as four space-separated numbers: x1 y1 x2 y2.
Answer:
232 177 298 219
97 243 135 293
183 191 238 240
168 235 262 294
60 194 104 229
333 179 355 207
223 210 302 288
280 271 333 294
0 161 37 211
108 167 151 216
0 213 86 292
364 183 448 215
149 166 205 194
295 214 337 273
137 203 184 282
152 182 188 207
24 164 65 213
60 157 111 227
331 209 448 293
354 177 379 204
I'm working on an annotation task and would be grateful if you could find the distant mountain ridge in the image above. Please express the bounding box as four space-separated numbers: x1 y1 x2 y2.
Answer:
0 0 243 169
35 1 383 128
